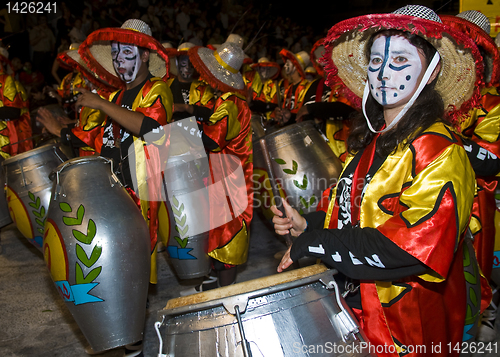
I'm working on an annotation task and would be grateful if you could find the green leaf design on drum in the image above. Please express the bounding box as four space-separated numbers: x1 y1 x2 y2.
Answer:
283 160 298 175
60 203 102 285
76 244 102 268
293 174 308 190
28 191 46 233
171 194 189 247
76 263 102 284
273 158 286 165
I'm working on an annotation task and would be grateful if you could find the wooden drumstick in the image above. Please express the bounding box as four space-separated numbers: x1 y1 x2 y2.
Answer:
258 138 293 248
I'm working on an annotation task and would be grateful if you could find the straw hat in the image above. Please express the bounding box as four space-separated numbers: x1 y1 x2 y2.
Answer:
188 42 245 95
57 43 116 92
322 5 484 124
441 11 499 87
310 38 326 77
78 19 170 89
250 57 280 80
279 49 310 79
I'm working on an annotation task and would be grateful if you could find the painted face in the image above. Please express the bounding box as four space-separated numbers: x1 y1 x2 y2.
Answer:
177 55 194 81
368 35 424 107
284 59 294 75
111 42 141 83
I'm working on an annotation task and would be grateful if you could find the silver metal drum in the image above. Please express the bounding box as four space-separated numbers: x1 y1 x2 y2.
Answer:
161 150 211 280
43 156 150 352
2 143 67 250
0 157 13 228
253 121 343 219
157 264 371 357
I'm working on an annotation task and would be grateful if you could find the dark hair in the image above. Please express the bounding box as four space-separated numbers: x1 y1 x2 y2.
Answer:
347 30 446 157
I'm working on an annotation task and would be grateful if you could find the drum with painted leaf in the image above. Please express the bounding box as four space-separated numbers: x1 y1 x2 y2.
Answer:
43 156 150 353
156 264 371 357
2 143 67 250
159 131 211 280
253 121 343 219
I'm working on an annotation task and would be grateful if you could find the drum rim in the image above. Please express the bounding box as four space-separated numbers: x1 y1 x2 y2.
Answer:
261 120 317 140
159 264 333 318
2 143 62 165
54 155 111 174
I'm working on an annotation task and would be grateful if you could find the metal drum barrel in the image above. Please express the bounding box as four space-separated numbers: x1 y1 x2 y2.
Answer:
157 264 371 357
43 156 150 352
160 149 211 280
253 121 343 219
2 143 67 250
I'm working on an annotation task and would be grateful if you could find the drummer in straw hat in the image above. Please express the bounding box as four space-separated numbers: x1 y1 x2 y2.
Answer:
0 48 33 158
164 42 216 123
272 48 314 126
272 5 490 355
39 18 174 357
177 42 254 295
37 43 116 157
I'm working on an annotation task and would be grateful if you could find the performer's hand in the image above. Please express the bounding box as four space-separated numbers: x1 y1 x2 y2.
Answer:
277 246 293 272
75 87 105 111
296 105 309 123
36 107 63 137
57 115 77 126
271 199 307 237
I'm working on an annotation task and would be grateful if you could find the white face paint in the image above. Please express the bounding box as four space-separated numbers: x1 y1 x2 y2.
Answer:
111 42 141 83
284 59 294 75
368 35 424 108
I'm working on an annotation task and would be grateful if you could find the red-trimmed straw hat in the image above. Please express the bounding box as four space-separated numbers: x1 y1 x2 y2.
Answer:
250 57 280 80
310 38 326 77
279 49 310 79
322 5 484 127
441 10 500 87
78 19 170 89
57 43 117 92
188 42 246 95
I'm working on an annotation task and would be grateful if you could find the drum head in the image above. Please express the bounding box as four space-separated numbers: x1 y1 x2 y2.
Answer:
164 263 329 311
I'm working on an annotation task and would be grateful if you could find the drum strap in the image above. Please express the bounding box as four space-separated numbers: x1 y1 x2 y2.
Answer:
350 134 379 226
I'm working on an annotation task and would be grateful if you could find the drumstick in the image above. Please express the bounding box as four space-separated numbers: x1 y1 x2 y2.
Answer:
258 138 293 248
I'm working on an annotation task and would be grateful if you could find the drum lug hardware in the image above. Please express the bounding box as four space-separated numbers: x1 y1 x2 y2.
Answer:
154 320 168 357
320 278 360 343
222 295 249 315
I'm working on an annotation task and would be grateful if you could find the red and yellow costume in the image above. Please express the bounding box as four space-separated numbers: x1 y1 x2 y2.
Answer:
13 79 33 154
203 92 253 265
318 123 476 355
0 72 32 158
166 77 214 109
462 86 500 284
93 77 174 283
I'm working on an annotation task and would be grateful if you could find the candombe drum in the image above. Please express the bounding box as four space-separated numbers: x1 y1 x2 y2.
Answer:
2 143 67 250
156 264 371 357
253 121 343 219
43 156 150 352
0 157 13 229
159 132 211 280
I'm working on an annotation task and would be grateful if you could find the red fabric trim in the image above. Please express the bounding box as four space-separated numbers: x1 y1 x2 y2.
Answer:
250 61 281 79
310 37 326 77
187 46 247 96
279 48 306 79
441 15 500 87
321 14 485 130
